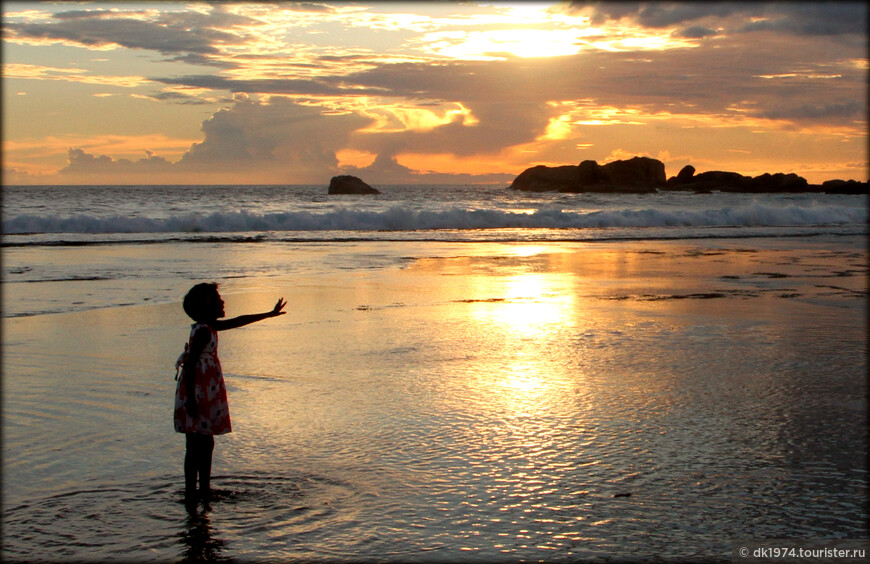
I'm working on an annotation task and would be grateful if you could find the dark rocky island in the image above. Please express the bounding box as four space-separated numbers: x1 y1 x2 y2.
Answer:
328 175 380 195
665 165 809 193
509 157 867 194
510 157 665 193
818 179 870 195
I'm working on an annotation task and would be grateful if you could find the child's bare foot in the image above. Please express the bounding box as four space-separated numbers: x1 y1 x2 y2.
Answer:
184 491 198 514
200 487 212 510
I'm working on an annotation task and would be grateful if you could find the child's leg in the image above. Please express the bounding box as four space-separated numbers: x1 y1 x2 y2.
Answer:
184 433 200 499
185 433 215 501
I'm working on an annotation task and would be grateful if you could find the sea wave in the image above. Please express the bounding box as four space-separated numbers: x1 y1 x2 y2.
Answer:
3 202 866 236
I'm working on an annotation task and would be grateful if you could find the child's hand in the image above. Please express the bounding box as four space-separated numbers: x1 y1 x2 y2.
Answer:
271 298 287 317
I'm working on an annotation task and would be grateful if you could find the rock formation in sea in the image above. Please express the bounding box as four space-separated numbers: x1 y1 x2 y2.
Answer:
510 157 868 194
328 175 381 195
819 179 870 195
509 156 666 193
666 167 809 193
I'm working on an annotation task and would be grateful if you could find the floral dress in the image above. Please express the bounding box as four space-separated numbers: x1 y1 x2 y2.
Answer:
174 323 232 435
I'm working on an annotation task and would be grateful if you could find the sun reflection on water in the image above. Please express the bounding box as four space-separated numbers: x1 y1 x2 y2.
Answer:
444 246 585 422
468 270 576 338
503 273 574 335
501 365 545 394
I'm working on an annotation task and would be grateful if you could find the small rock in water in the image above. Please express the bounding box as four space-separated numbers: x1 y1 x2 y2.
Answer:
328 175 380 195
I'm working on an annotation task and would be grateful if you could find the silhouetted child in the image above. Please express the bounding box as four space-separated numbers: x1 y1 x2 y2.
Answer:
175 283 286 508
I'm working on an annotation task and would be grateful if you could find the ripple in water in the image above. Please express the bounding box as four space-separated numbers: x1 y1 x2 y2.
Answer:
1 471 367 562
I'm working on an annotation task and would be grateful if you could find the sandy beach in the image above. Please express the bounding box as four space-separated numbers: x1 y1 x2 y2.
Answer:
2 236 867 561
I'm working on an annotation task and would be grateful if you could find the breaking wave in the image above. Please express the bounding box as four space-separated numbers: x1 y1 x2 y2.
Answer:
3 203 866 235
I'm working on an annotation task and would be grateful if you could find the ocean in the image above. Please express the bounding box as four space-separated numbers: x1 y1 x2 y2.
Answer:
3 184 867 245
1 184 868 561
2 185 867 319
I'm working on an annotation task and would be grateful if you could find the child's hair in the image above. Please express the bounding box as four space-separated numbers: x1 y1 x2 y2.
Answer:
183 282 219 322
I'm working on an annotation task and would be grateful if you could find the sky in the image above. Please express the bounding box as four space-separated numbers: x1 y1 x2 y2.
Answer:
2 1 867 185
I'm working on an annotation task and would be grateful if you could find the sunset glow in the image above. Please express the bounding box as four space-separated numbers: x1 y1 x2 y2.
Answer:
2 1 866 185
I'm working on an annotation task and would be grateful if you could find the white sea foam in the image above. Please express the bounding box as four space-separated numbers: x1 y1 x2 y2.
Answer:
3 203 866 235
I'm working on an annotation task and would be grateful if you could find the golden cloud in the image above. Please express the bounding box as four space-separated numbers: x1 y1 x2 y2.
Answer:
4 133 198 161
4 63 150 87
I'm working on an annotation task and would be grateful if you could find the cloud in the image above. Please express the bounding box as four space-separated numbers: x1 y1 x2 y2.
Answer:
164 53 238 68
758 100 866 122
153 60 559 159
5 133 198 161
573 2 761 27
4 2 866 186
46 96 522 184
2 166 52 184
3 5 257 63
51 9 145 20
7 19 219 55
147 27 865 170
3 63 150 87
180 97 372 170
573 2 868 38
345 152 416 183
154 74 361 96
378 101 551 157
43 98 377 183
58 147 175 181
672 25 719 39
346 41 862 125
343 152 513 184
281 3 338 14
133 91 215 105
738 3 868 36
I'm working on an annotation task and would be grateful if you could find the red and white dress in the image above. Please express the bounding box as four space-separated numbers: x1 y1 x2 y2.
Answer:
174 323 232 435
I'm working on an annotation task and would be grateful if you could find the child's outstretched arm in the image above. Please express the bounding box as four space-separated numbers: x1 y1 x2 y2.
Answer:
212 298 286 331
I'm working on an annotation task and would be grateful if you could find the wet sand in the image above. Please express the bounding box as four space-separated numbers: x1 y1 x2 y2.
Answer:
2 236 867 561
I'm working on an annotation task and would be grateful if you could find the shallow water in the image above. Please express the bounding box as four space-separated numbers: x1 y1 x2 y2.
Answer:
2 237 867 561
